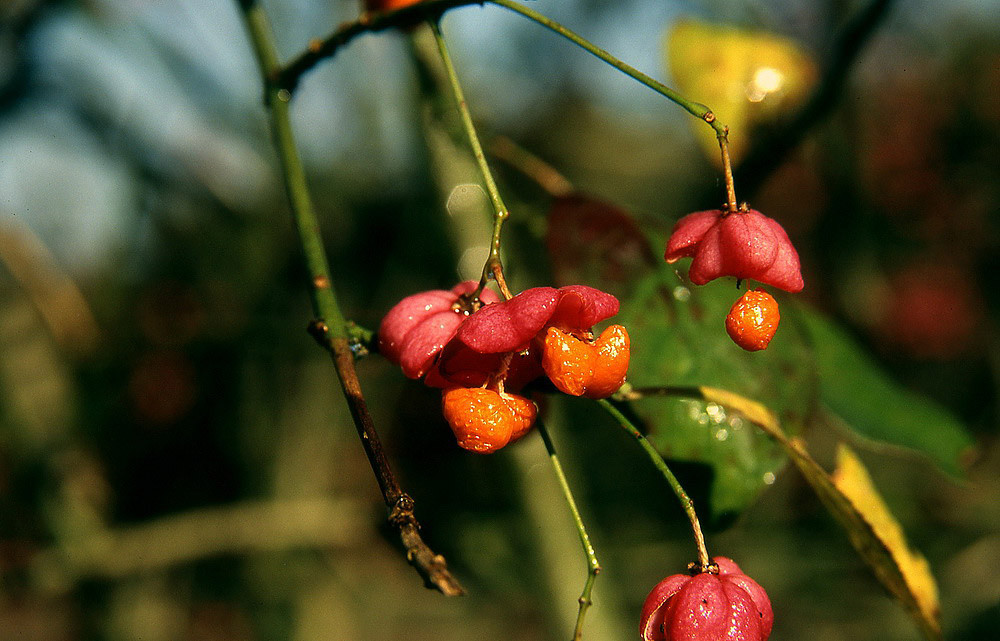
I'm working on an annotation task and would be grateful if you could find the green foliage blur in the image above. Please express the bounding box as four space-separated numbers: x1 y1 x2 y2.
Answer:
0 1 997 640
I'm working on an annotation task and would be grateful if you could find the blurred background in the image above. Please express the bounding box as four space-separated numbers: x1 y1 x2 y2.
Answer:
0 0 997 639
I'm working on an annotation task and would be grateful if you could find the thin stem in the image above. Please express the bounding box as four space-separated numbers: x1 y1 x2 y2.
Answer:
489 0 724 136
275 0 737 211
595 399 710 569
487 0 739 211
619 385 782 444
490 135 574 197
241 2 346 338
429 19 512 300
718 131 739 212
535 420 600 641
278 0 724 136
275 0 730 135
617 385 702 401
236 0 464 597
275 0 486 92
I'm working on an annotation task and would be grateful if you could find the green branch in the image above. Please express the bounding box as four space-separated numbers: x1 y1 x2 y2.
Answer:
489 0 722 134
596 399 710 569
236 0 464 597
279 0 723 135
486 0 738 206
536 420 601 641
429 20 513 299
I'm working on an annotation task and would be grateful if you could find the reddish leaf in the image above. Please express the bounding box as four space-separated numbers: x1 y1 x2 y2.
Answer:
546 193 657 293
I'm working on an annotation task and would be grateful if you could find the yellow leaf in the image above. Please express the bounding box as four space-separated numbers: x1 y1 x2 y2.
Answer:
698 387 942 640
666 19 817 165
832 445 941 633
700 386 781 436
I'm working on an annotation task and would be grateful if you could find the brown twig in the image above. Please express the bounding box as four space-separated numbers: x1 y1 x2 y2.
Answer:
718 130 739 213
275 0 487 92
318 330 464 595
239 0 464 596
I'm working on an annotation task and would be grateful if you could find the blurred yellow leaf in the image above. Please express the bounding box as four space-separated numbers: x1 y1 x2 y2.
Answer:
698 387 943 641
832 445 941 634
666 20 817 164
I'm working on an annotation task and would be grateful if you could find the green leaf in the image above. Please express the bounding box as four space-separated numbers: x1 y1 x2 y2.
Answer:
542 196 824 519
617 266 817 519
797 307 973 477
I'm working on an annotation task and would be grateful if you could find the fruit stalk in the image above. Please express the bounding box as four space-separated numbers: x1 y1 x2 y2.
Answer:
430 19 514 300
536 419 601 641
597 399 710 569
718 130 739 212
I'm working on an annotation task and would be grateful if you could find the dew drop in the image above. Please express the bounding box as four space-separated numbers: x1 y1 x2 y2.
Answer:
705 402 727 424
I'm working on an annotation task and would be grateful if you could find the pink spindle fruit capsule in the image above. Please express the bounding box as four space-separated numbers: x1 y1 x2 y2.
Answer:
664 208 803 293
378 281 498 379
639 557 773 641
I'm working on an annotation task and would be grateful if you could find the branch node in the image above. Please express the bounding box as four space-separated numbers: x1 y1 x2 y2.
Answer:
389 494 416 527
307 319 330 346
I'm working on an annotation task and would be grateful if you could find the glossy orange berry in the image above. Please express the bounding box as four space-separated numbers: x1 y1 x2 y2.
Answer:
441 387 537 454
364 0 423 12
541 324 630 398
725 289 780 351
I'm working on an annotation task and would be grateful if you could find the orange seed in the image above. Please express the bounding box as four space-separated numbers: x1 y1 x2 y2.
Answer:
364 0 423 12
441 387 537 454
725 289 780 351
541 325 630 399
